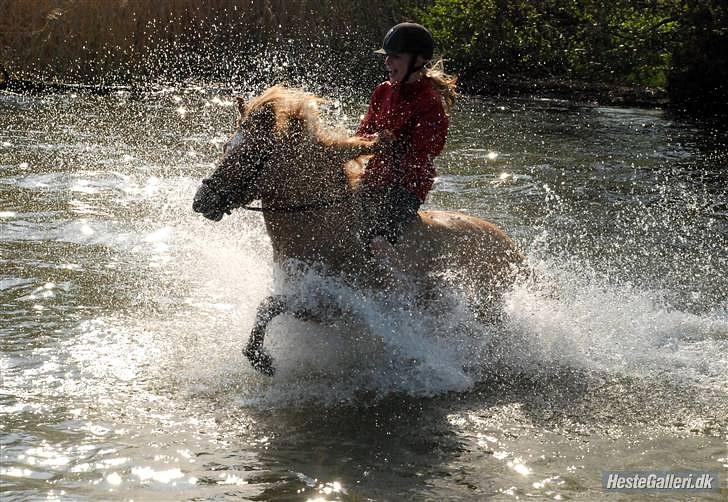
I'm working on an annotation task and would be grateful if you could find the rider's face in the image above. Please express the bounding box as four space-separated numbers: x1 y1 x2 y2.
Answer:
384 53 413 83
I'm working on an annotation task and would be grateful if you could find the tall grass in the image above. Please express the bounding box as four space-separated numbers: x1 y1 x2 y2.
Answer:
0 0 421 84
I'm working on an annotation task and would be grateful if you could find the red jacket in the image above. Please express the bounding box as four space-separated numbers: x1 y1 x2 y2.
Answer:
357 78 449 201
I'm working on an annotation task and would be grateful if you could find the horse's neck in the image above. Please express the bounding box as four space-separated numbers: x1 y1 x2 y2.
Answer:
258 135 363 260
263 139 352 206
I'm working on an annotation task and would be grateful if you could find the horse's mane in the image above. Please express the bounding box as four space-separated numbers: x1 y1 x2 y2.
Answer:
241 85 354 148
238 85 372 188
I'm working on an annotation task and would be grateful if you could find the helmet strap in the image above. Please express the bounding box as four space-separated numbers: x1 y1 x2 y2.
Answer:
402 55 426 84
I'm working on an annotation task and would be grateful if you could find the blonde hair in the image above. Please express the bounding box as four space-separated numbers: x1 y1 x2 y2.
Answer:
425 59 458 114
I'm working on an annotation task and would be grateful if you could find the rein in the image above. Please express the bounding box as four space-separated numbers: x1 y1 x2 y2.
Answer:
241 194 351 214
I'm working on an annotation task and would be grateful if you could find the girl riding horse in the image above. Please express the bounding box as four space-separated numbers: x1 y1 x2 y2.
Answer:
191 26 522 376
357 23 457 266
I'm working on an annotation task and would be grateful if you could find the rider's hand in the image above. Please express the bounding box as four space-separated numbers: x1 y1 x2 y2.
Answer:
378 129 396 144
373 129 397 152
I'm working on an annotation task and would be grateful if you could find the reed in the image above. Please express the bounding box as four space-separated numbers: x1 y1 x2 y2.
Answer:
0 0 420 84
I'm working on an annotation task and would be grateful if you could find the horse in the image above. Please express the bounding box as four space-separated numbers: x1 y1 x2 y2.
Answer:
193 85 523 376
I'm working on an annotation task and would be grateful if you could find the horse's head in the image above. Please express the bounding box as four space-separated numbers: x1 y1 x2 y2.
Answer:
193 94 281 221
193 85 371 221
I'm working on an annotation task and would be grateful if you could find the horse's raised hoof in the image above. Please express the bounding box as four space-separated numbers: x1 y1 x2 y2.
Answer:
244 345 276 376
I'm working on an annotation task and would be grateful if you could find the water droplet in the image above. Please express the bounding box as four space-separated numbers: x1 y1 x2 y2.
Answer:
106 472 122 485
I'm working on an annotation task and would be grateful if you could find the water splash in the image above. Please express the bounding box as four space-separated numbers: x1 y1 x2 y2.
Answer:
503 257 728 392
143 188 728 409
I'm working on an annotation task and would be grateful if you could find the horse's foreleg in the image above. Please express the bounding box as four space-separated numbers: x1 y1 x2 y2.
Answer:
244 294 344 376
244 295 289 376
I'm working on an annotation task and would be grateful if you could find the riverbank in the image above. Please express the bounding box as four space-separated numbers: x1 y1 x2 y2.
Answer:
0 65 669 111
461 74 668 109
3 1 726 119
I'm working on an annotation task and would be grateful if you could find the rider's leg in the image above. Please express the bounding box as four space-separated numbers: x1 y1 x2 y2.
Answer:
369 186 421 262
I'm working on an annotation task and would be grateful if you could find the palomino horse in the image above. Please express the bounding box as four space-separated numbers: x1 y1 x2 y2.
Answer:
193 85 522 375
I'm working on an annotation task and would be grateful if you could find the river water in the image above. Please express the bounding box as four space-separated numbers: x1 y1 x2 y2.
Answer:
1 87 726 500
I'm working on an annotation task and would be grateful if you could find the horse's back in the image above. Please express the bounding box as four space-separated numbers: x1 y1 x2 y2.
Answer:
398 209 523 290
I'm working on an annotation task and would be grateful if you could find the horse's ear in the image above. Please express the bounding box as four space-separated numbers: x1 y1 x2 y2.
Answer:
235 97 246 118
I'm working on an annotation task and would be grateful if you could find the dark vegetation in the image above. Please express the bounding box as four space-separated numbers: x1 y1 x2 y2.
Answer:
418 0 727 117
0 0 725 118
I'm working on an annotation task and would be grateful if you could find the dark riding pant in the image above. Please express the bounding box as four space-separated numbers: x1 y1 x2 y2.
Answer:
359 185 422 245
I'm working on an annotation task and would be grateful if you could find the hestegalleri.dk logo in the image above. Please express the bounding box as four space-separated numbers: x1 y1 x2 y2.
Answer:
603 471 719 492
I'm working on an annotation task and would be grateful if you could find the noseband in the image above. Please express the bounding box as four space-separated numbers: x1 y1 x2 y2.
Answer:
198 149 269 217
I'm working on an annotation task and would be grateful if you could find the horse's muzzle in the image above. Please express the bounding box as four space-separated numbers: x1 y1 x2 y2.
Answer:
193 183 225 221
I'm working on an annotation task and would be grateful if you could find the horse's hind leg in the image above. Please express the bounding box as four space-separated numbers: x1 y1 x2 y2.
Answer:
244 295 289 376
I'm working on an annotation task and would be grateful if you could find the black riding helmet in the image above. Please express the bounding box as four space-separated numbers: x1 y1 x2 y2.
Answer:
375 22 435 60
374 23 435 83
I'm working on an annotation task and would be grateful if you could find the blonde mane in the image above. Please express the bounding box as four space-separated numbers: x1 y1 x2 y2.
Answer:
240 85 360 149
236 85 374 188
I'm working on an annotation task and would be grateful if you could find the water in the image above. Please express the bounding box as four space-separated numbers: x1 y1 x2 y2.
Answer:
1 88 726 500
